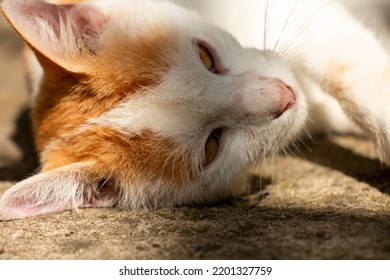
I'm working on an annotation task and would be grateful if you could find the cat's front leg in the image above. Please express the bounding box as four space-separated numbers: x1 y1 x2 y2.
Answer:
292 2 390 167
320 60 390 166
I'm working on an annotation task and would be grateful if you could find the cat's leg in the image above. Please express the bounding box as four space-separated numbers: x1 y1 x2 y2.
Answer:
319 57 390 166
296 74 363 135
304 20 390 166
284 2 390 166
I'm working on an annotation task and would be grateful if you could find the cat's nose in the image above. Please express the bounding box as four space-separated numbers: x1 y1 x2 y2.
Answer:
274 81 296 118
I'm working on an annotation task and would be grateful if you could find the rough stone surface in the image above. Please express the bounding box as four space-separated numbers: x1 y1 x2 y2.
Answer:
0 12 389 260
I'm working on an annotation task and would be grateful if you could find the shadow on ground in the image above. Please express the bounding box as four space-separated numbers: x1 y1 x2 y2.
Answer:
0 107 39 181
0 202 389 259
301 137 390 195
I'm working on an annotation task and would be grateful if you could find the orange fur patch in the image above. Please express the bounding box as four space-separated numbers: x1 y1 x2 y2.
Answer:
320 63 362 117
17 0 185 188
34 28 177 151
42 127 194 186
321 63 350 99
321 63 365 123
321 63 377 134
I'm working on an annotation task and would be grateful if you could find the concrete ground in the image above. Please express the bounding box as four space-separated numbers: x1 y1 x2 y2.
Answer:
0 9 389 260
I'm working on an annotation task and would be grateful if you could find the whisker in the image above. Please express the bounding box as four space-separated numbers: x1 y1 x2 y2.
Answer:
289 124 315 157
154 150 172 208
273 0 304 52
283 5 385 64
254 152 268 193
302 123 315 146
282 29 347 65
287 139 306 159
263 0 270 51
278 0 335 57
268 152 276 184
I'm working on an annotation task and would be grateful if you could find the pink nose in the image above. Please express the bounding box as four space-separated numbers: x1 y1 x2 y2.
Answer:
275 81 296 118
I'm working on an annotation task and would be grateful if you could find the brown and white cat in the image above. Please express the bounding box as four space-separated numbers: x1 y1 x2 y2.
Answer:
0 0 389 220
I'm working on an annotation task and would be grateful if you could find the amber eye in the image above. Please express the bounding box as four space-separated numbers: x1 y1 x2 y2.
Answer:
198 44 215 72
204 129 221 166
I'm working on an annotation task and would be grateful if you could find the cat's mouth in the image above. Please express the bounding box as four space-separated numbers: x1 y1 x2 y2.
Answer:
204 128 224 167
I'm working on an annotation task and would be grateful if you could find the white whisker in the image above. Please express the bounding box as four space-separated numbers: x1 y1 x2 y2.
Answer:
263 0 270 51
273 0 304 52
278 0 335 57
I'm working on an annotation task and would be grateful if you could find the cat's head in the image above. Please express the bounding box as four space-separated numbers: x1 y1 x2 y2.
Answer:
0 0 306 219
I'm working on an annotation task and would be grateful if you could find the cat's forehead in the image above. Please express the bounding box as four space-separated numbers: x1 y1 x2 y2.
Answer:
97 0 283 78
80 0 243 86
96 0 242 55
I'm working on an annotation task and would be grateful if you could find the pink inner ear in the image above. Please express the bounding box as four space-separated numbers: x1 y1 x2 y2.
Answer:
71 5 107 35
7 0 106 34
2 0 107 53
6 0 72 38
69 5 107 53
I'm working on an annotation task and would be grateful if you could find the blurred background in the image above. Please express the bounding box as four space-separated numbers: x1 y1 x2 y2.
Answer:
0 15 32 179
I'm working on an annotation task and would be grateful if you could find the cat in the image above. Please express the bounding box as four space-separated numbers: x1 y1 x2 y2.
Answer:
0 0 389 220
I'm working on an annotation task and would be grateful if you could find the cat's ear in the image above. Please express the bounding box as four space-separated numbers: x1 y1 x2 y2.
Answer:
0 162 119 220
1 0 107 73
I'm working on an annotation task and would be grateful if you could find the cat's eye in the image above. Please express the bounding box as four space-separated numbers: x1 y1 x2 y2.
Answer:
204 129 221 165
198 44 215 72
